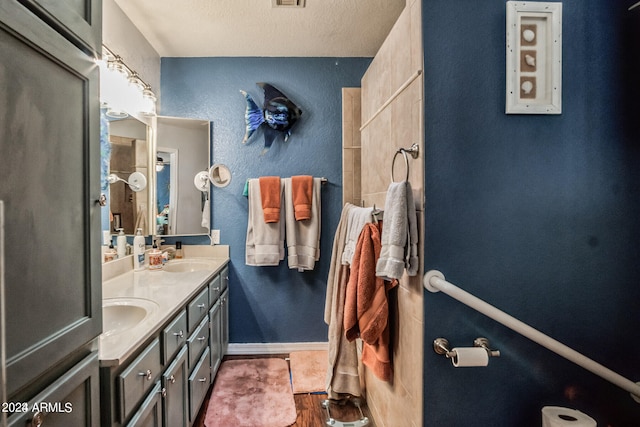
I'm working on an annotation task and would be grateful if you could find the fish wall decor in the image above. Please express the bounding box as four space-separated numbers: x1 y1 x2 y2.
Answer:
240 83 302 153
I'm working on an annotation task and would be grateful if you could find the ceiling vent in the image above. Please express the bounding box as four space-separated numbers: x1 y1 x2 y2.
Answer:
272 0 305 7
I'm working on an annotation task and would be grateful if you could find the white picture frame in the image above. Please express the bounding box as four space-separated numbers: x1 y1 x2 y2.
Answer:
506 1 562 114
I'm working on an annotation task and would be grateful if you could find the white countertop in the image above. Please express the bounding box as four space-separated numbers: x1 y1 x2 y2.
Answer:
99 246 229 367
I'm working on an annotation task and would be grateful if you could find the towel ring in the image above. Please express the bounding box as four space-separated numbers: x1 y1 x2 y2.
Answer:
391 143 419 183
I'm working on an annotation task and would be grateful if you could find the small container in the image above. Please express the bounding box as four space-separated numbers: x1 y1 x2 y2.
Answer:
175 241 184 259
148 241 163 271
104 242 117 262
133 228 146 271
116 228 127 258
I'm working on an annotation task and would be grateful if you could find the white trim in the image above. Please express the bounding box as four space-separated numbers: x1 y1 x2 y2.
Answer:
226 342 328 356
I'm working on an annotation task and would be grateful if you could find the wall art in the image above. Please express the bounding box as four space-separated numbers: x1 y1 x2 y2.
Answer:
506 2 562 114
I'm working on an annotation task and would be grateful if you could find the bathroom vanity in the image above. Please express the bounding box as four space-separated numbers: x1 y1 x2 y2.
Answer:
99 249 229 427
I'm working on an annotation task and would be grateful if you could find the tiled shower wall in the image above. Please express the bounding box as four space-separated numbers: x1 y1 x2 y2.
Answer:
359 1 424 426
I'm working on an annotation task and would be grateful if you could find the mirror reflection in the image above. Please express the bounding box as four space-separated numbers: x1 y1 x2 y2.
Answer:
106 117 151 235
155 116 211 236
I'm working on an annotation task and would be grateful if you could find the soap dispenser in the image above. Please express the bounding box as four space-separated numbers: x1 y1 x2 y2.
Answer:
175 241 184 259
148 240 163 271
133 228 146 271
116 228 127 259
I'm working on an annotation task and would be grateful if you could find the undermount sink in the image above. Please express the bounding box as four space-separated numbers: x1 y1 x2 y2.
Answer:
162 259 217 273
102 298 158 336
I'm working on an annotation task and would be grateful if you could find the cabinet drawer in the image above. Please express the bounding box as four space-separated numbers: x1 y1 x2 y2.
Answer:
162 309 188 363
118 338 162 422
188 347 211 422
208 274 222 306
187 287 209 333
188 316 209 370
7 352 100 427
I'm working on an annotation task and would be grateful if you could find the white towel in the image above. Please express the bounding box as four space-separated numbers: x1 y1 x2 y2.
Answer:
201 199 210 229
341 206 373 266
376 181 418 280
246 179 285 266
284 177 322 271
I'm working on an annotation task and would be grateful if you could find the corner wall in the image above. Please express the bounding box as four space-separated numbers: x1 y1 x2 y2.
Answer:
160 57 371 344
422 1 640 425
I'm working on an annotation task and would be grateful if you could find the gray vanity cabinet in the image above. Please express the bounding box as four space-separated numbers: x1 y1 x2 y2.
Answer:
102 264 229 427
0 0 102 423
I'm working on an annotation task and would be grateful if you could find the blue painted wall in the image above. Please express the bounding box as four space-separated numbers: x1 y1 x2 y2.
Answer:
160 57 371 343
423 1 640 425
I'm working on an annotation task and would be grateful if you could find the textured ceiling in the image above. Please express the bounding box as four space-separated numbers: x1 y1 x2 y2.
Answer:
114 0 406 57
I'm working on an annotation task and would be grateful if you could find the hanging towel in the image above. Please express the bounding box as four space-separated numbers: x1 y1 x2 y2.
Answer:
284 177 322 271
259 176 281 223
325 203 362 399
341 206 374 266
376 181 419 280
344 223 397 382
246 179 285 266
201 199 210 229
291 175 313 220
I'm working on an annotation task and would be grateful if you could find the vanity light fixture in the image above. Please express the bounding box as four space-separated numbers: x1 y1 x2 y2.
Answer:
100 46 157 118
107 172 148 192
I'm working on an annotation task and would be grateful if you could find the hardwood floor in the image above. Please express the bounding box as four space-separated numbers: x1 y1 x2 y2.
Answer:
192 355 375 427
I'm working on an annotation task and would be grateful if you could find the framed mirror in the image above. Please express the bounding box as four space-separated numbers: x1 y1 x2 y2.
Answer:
154 116 211 236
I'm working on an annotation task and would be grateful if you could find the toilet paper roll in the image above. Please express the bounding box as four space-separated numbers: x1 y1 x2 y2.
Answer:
451 347 489 367
542 406 596 427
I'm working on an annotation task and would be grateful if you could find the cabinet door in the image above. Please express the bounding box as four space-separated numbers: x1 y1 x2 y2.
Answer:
17 0 101 54
0 1 101 398
7 352 100 427
162 346 188 427
126 382 163 427
208 300 221 380
220 289 229 354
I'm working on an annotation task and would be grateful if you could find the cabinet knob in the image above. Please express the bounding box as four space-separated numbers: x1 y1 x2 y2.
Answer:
173 330 184 338
198 377 207 382
139 369 152 381
212 287 220 292
169 374 176 384
197 303 206 309
197 336 207 342
31 412 44 427
159 387 167 398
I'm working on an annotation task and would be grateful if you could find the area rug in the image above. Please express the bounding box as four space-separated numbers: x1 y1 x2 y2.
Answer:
289 350 328 394
204 358 297 427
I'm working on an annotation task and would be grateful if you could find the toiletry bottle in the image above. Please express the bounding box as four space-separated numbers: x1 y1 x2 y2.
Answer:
104 241 117 262
148 241 163 271
133 228 146 271
116 228 127 258
175 241 183 259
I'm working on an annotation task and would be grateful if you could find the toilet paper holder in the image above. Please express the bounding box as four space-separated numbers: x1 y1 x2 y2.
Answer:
433 337 501 359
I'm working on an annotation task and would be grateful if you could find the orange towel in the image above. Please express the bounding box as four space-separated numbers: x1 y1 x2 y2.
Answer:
292 175 313 221
259 176 281 223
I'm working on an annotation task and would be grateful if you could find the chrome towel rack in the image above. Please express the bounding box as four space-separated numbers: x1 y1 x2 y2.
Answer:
391 143 419 183
423 270 640 403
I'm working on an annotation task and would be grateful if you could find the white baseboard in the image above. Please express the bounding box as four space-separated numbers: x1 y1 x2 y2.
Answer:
226 342 328 356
